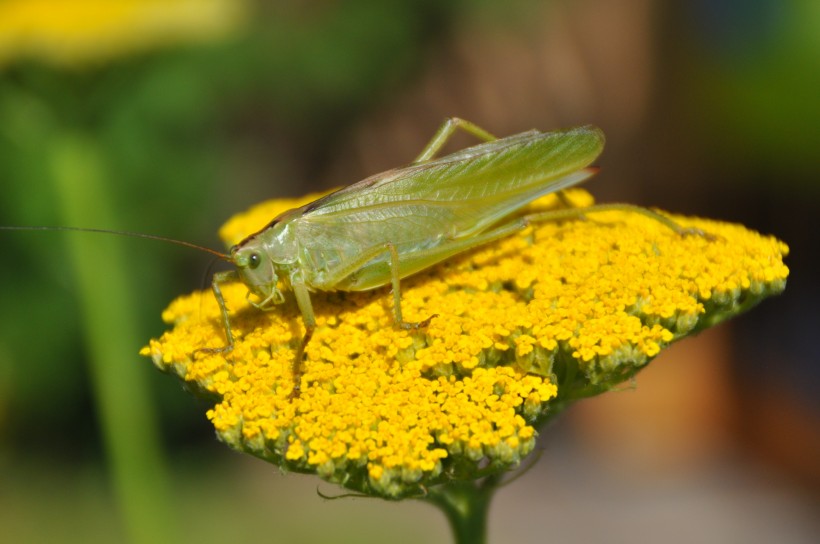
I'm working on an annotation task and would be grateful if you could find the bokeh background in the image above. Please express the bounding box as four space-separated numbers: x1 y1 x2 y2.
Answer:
0 1 817 542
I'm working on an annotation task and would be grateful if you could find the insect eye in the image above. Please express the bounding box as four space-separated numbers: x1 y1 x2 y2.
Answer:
248 252 261 269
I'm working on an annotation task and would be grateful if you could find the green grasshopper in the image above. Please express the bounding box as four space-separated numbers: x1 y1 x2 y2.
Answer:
214 118 694 395
3 118 695 396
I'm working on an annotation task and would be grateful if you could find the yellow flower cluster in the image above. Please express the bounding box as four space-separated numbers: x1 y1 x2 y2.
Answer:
0 0 245 69
142 189 788 497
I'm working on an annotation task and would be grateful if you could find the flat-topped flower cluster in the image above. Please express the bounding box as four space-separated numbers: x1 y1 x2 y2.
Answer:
142 189 789 498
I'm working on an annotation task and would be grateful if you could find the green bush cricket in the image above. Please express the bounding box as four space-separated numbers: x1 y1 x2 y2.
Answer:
2 118 699 397
218 118 699 396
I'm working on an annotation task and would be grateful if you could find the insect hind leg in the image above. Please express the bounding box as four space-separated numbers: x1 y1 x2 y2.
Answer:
525 203 713 238
413 117 497 163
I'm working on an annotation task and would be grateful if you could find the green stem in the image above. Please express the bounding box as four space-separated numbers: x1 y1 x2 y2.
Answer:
423 474 502 544
49 133 178 543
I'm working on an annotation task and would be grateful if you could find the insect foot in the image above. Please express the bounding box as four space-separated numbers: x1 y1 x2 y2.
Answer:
676 226 720 241
193 344 235 358
400 314 439 330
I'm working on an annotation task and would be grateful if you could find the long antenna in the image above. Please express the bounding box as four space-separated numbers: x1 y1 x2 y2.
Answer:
0 225 230 261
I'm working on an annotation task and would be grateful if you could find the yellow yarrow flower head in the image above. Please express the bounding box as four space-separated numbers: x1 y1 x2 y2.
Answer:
141 189 789 499
0 0 245 69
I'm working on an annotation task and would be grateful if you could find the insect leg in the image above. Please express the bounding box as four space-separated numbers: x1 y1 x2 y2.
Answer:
555 190 578 209
290 277 316 399
312 243 438 329
413 117 497 163
196 270 239 355
385 242 437 329
524 203 712 238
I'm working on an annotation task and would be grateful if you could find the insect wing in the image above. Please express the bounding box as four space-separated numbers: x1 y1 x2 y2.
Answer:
301 126 604 236
301 125 603 238
293 126 603 285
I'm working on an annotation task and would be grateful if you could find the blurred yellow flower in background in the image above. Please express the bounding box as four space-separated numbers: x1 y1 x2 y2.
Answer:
0 0 246 68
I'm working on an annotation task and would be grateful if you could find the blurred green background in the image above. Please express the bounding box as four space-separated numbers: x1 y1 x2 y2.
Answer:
0 1 817 542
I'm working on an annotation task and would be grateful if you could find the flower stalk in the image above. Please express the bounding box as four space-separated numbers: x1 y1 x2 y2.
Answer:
424 474 502 544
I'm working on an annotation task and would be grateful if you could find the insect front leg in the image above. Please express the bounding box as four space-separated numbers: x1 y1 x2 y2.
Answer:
196 270 239 355
413 117 497 163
